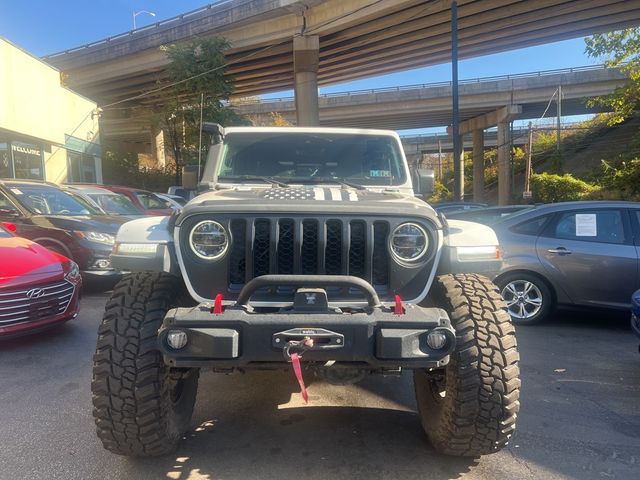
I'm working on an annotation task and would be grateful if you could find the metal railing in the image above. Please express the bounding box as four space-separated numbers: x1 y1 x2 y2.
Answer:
399 122 585 142
43 0 238 59
232 64 621 105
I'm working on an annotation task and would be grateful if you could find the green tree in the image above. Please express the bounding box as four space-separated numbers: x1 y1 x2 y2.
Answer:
157 37 249 183
585 28 640 125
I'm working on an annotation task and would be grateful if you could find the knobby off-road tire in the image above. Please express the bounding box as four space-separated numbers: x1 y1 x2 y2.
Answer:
92 272 199 457
414 274 520 456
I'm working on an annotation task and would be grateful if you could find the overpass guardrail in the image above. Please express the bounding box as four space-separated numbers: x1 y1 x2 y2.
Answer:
231 64 623 106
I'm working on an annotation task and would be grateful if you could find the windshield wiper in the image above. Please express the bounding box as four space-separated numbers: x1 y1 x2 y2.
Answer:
315 178 367 190
218 175 289 187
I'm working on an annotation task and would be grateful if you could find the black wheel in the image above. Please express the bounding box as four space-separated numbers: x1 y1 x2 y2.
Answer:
414 274 520 456
496 272 554 325
91 272 199 457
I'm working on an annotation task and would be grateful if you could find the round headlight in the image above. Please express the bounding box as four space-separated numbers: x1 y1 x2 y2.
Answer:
189 220 228 260
390 222 429 261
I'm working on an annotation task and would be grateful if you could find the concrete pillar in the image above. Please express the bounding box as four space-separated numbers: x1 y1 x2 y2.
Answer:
497 121 510 205
293 35 320 126
472 129 484 202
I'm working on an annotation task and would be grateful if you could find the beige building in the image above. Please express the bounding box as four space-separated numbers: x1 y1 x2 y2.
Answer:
0 37 102 183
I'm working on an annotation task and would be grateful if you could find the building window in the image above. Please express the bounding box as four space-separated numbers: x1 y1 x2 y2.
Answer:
0 141 11 178
10 141 44 180
67 151 97 183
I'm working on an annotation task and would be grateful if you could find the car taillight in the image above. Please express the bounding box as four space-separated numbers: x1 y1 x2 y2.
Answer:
1 222 17 233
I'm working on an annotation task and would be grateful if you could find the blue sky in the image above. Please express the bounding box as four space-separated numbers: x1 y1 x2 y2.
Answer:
1 1 602 131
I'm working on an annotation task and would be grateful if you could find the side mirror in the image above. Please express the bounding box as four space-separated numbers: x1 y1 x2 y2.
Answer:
412 168 435 196
202 122 225 144
182 165 199 190
0 207 19 218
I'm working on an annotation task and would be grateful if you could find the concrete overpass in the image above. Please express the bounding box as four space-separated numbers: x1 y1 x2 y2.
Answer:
42 0 640 204
44 0 640 106
401 125 532 158
231 64 625 129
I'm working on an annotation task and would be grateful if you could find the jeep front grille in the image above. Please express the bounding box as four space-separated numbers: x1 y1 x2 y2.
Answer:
228 218 390 293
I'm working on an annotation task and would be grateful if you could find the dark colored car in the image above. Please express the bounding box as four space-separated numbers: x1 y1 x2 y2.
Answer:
631 290 640 353
0 224 82 338
490 201 640 324
0 180 128 278
432 201 489 215
445 205 535 225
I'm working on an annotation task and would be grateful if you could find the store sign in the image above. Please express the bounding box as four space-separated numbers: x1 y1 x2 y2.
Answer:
11 144 41 157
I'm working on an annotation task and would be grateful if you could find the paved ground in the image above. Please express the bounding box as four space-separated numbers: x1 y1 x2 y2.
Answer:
1 285 639 480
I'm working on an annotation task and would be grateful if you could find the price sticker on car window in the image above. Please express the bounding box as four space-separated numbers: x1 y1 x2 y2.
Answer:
10 188 23 195
575 214 597 236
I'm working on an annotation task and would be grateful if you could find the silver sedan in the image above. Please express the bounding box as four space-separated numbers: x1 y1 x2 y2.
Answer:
488 201 640 324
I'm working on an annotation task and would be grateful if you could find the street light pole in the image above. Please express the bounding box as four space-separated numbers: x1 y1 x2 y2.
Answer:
451 0 463 201
133 10 156 29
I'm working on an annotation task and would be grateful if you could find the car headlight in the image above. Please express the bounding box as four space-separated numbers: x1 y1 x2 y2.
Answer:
189 220 228 260
390 222 429 262
64 261 81 282
74 231 116 245
112 243 159 256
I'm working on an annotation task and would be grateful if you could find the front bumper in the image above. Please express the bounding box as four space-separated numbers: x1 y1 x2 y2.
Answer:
160 305 454 369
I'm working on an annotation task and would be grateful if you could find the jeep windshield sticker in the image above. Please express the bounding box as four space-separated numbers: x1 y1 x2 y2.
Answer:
369 170 391 177
260 188 358 201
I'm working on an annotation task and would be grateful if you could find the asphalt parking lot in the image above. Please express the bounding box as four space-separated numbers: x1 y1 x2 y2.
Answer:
1 285 639 480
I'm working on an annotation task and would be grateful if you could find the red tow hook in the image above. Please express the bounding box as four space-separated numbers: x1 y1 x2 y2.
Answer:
212 293 224 314
394 294 405 315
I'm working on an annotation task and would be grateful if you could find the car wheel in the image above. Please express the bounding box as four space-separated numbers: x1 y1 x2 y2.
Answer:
497 273 554 325
92 272 199 456
414 274 520 456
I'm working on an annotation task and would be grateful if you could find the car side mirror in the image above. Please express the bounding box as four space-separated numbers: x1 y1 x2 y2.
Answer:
202 122 224 144
412 169 435 196
0 207 19 218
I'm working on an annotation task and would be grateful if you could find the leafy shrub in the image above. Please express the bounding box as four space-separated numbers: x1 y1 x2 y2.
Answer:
426 180 451 203
591 158 640 201
530 172 598 203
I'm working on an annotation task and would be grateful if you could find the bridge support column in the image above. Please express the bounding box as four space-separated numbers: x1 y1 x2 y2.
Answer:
293 35 319 126
472 129 484 202
497 121 510 205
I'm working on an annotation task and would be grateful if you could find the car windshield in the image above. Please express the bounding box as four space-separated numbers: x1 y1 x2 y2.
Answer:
216 132 406 186
90 193 141 215
135 191 169 210
7 184 92 216
65 191 105 215
169 196 187 206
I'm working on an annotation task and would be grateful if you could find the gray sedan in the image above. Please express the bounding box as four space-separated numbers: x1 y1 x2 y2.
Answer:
489 201 640 324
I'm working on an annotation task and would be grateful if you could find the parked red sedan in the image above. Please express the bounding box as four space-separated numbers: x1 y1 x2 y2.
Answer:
0 224 82 338
72 184 173 216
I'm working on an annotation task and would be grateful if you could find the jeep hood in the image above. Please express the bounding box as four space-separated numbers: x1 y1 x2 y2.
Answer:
180 187 439 223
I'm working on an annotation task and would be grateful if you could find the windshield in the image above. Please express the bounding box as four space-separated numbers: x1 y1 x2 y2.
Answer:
90 193 141 215
7 184 92 216
65 191 105 215
135 191 169 210
217 132 406 186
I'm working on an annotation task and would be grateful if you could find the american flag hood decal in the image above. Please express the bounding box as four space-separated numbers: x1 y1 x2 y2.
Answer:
261 187 359 201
